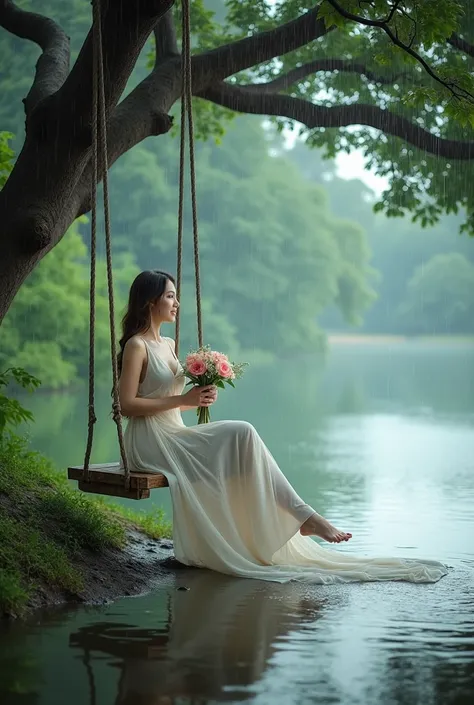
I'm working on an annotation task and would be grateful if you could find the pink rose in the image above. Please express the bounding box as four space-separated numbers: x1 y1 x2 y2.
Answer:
187 359 207 376
212 351 228 364
216 360 234 378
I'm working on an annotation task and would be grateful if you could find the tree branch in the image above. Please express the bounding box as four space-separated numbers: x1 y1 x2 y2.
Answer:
76 15 405 213
84 5 334 192
326 0 474 104
0 0 70 114
383 0 402 25
448 33 474 59
192 3 333 85
41 0 175 141
199 83 474 161
154 6 178 64
88 3 333 182
89 55 180 172
0 0 176 262
240 58 410 94
74 66 177 216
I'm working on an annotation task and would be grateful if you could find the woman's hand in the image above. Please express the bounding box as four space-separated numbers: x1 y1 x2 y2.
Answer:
182 385 218 408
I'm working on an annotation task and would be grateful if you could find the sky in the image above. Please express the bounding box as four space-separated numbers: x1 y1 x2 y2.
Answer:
335 150 389 197
282 124 390 197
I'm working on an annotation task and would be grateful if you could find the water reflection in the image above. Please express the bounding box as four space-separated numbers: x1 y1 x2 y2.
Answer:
323 343 474 417
69 570 327 705
3 565 472 705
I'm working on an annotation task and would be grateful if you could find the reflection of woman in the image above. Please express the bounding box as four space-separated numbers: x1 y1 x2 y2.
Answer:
71 571 325 705
118 271 447 584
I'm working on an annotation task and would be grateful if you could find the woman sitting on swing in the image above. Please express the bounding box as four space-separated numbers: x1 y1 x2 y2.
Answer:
118 269 447 585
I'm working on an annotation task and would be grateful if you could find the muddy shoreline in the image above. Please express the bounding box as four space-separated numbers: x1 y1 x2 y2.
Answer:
4 530 178 619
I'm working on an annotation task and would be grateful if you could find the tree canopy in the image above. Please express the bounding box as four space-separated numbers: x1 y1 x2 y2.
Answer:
204 0 474 229
0 0 474 321
288 143 474 336
397 253 474 335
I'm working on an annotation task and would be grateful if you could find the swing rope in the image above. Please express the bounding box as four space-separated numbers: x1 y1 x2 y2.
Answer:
83 0 128 485
176 0 203 357
81 0 202 488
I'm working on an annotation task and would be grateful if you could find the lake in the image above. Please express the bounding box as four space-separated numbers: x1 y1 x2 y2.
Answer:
1 340 474 705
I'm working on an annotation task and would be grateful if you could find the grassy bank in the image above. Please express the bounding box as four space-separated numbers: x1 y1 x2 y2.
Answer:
0 434 172 618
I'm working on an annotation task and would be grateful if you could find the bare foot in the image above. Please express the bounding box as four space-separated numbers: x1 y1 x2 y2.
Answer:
300 512 352 543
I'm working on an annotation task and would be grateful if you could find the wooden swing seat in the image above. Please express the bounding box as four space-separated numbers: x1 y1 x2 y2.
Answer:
68 463 168 500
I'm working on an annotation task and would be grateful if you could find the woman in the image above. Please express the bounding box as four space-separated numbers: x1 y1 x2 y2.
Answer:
119 270 447 584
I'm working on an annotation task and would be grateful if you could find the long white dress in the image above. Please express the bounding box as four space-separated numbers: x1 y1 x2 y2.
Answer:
124 338 448 584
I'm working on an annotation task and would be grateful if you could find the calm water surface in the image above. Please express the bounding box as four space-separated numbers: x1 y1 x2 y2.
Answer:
1 341 474 705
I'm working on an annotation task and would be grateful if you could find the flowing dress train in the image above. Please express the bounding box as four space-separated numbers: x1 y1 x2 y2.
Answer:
124 338 448 584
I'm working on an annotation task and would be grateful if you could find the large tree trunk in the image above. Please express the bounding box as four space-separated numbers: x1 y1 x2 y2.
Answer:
0 133 97 320
0 0 176 322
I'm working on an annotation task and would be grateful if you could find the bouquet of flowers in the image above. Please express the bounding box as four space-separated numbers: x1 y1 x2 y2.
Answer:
181 346 248 424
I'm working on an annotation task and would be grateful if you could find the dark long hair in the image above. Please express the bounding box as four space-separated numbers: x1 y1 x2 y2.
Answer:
117 270 175 375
